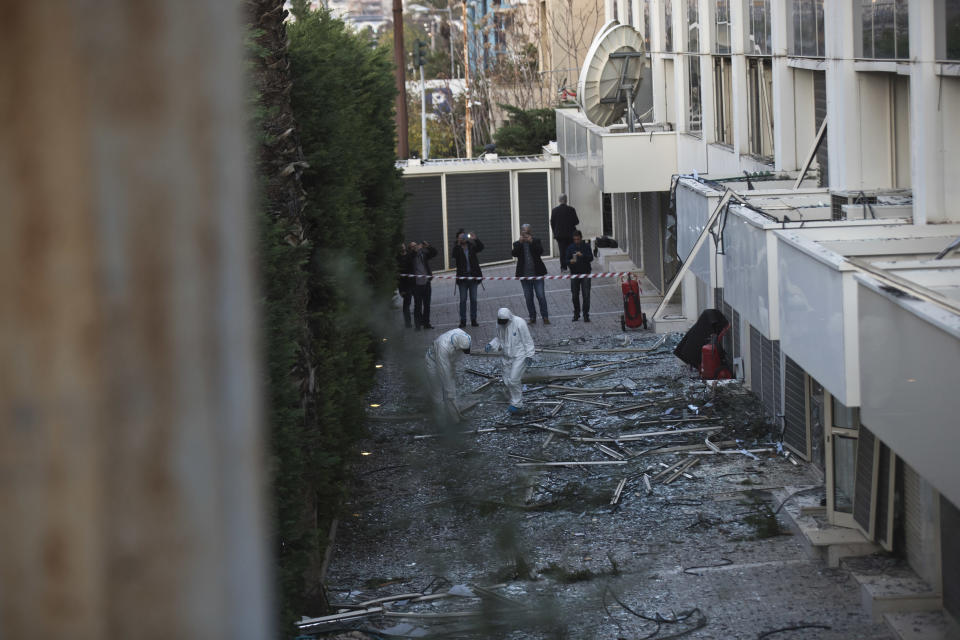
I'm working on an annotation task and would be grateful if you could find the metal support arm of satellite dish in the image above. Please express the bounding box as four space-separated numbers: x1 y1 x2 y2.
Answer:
605 50 645 133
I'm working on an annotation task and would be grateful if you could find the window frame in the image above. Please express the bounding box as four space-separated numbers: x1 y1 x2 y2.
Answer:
789 0 826 58
855 0 910 61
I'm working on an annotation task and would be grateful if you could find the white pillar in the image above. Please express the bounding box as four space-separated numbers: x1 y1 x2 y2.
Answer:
770 0 798 170
650 0 669 122
605 0 616 24
825 1 861 190
909 0 947 224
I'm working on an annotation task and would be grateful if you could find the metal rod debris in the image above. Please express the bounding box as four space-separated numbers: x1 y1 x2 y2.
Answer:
610 478 627 504
515 460 629 467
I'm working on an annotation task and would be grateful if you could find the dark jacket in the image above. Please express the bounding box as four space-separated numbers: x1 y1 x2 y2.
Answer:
397 251 413 293
511 237 548 278
550 204 580 240
565 240 593 274
412 245 438 279
451 238 484 283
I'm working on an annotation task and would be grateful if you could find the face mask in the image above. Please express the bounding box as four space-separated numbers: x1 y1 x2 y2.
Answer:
497 318 509 325
461 348 471 355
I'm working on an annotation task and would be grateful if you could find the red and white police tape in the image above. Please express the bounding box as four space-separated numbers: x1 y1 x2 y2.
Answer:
399 272 635 281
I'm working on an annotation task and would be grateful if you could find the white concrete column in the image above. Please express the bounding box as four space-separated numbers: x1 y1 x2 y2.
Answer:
825 1 861 190
605 0 616 24
909 0 947 224
617 0 628 25
632 0 642 31
650 0 669 122
698 0 715 144
730 0 749 156
770 0 797 170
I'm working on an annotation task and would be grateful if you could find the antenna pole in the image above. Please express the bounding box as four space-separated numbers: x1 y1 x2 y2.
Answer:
420 61 428 159
393 0 409 159
463 0 472 158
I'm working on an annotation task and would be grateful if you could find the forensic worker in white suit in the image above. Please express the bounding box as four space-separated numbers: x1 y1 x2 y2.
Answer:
425 327 473 421
485 307 535 414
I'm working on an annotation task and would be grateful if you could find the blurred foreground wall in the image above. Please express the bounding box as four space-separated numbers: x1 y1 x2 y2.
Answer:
0 2 270 638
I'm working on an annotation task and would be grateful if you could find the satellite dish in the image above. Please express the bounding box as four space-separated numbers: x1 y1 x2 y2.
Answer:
577 20 646 129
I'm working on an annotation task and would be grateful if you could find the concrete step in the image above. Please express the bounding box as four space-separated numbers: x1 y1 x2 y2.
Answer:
774 486 880 567
884 610 960 640
843 556 941 621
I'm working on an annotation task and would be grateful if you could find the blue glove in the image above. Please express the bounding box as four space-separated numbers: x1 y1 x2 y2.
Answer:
525 357 534 367
484 344 492 353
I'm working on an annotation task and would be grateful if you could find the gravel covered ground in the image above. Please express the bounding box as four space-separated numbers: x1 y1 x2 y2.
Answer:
311 261 892 639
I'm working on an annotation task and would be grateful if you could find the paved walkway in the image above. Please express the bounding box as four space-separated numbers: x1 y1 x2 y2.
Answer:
401 257 664 347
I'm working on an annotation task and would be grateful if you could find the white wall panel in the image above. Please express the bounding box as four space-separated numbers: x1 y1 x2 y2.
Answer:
777 241 847 403
859 283 960 509
723 212 770 336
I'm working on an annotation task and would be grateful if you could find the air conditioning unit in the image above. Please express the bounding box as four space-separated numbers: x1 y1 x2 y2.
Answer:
830 190 876 220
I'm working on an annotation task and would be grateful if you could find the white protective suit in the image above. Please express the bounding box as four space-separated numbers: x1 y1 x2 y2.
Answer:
425 328 472 420
486 308 536 409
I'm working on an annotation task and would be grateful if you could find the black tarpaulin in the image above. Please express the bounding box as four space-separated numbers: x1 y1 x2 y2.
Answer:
674 308 729 369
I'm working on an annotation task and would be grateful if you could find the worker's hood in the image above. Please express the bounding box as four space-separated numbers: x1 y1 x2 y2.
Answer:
450 330 472 352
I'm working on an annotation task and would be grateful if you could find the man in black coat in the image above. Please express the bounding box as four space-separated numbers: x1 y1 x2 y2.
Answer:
550 193 579 272
566 230 593 322
410 240 438 330
451 229 484 328
512 224 550 324
396 243 414 328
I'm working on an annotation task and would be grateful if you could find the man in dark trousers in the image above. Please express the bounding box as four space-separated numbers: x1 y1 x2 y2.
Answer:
512 224 550 324
566 230 593 322
451 229 484 328
410 240 437 330
550 193 579 272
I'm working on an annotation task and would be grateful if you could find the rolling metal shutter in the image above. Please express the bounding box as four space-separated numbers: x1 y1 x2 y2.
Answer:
750 325 763 397
941 495 960 622
446 173 513 263
761 334 774 417
626 192 642 269
876 442 891 546
642 192 663 292
731 308 741 359
854 426 876 534
814 70 828 188
614 193 627 247
783 356 807 459
402 176 444 258
773 341 782 419
517 172 551 257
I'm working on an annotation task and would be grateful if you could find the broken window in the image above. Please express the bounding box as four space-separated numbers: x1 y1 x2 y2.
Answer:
937 0 960 61
664 0 673 52
857 0 909 60
790 0 825 57
714 56 733 145
714 0 731 54
747 58 774 159
686 0 701 135
749 0 772 55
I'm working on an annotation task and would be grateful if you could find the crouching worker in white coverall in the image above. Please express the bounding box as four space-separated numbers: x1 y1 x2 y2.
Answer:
425 328 473 422
485 308 535 414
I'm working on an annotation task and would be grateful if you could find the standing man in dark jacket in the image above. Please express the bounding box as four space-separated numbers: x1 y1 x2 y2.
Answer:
550 193 579 272
512 223 550 324
410 240 438 330
397 242 414 328
566 230 593 322
451 229 484 328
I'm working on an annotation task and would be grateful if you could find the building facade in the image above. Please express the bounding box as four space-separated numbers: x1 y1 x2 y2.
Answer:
557 0 960 634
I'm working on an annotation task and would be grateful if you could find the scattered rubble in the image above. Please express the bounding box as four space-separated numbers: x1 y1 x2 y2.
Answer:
320 332 892 639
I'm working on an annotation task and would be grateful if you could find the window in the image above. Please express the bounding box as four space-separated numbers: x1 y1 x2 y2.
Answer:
749 0 772 55
688 57 702 134
857 0 909 59
643 1 651 52
687 0 701 134
665 0 673 52
714 57 733 144
687 0 700 52
791 0 825 57
747 58 774 158
715 0 731 54
937 0 960 60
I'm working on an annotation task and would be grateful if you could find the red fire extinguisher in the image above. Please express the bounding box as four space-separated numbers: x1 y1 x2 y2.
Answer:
700 324 732 380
